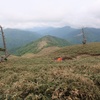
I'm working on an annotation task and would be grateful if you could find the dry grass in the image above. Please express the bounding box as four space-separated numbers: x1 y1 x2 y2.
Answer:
0 43 100 100
38 41 47 50
21 47 60 58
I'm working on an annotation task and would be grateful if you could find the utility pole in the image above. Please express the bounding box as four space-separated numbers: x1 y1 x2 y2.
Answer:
82 28 86 45
0 25 7 57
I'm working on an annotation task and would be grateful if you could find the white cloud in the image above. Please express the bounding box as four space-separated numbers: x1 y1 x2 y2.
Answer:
0 0 100 28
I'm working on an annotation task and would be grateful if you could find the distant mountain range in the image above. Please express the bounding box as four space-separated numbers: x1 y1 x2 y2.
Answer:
0 26 100 52
0 28 42 50
29 26 100 44
28 26 76 38
66 28 100 44
14 35 71 56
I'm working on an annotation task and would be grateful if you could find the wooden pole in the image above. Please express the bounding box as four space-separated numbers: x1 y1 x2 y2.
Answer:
0 25 7 57
82 28 86 44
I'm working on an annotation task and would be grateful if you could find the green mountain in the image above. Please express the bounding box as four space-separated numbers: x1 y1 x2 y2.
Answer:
14 35 71 56
1 26 99 52
0 28 42 50
31 26 76 39
66 28 100 44
1 26 99 51
31 26 100 44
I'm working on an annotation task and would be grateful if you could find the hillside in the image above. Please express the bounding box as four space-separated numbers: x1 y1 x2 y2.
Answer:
66 28 100 44
1 26 100 51
0 42 100 99
31 26 76 38
31 26 100 43
0 28 41 50
50 42 100 61
14 35 71 56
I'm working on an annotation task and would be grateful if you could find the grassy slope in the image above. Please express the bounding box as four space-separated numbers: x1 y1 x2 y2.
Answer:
3 29 41 50
51 42 100 58
0 42 100 100
14 35 71 56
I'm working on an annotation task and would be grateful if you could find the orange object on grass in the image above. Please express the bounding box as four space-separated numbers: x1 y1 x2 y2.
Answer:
57 57 62 61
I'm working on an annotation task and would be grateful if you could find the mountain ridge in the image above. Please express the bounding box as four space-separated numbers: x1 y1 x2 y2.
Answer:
0 28 42 50
14 35 71 56
29 26 100 44
1 26 100 52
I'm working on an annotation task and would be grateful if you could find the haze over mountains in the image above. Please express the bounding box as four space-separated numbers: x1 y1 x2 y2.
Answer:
0 26 100 51
29 26 100 43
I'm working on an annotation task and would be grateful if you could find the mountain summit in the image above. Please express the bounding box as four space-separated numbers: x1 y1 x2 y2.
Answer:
14 35 71 56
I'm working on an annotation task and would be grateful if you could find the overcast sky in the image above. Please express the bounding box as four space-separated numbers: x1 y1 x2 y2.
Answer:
0 0 100 29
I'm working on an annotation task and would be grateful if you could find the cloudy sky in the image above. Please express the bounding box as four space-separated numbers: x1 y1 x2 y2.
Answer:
0 0 100 29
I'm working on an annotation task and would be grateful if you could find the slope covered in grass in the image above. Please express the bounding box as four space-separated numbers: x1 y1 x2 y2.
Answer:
0 28 42 50
51 42 100 58
14 35 71 56
0 42 100 100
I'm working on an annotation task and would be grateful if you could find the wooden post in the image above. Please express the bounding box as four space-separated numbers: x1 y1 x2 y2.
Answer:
82 28 86 44
0 25 7 57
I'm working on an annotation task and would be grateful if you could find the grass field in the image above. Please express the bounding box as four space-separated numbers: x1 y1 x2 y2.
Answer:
0 43 100 100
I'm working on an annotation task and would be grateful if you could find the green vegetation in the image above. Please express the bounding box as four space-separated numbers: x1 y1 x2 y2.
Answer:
0 48 5 51
51 42 100 58
68 28 100 44
0 42 100 100
14 35 71 56
0 28 42 50
35 26 100 43
1 27 100 51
